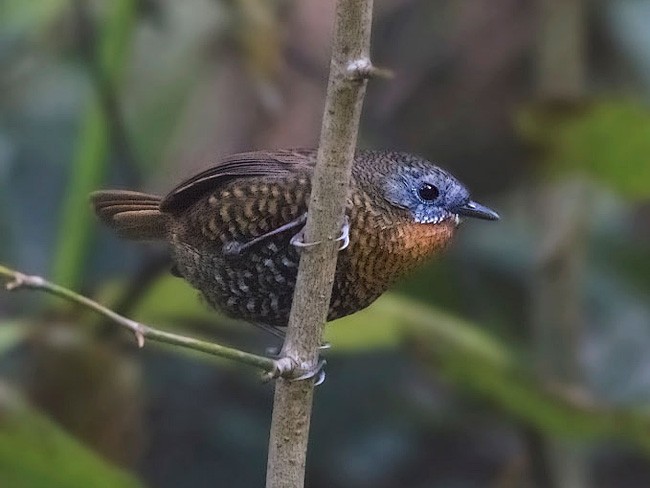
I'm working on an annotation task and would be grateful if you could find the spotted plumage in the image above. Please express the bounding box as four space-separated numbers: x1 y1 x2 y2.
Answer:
91 149 498 329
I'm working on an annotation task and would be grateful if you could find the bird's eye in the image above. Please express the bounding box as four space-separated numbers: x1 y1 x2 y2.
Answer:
418 183 439 202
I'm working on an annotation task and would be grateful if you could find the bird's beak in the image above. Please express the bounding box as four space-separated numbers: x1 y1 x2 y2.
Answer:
454 200 500 221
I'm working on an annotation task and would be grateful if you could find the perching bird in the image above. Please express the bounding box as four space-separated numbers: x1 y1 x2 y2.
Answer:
91 149 498 335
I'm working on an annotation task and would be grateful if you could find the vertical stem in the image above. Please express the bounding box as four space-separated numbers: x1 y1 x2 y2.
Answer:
265 1 374 487
531 180 589 488
51 0 136 289
532 0 588 486
537 0 586 99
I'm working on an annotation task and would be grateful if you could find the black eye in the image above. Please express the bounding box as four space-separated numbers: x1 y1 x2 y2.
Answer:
418 183 439 201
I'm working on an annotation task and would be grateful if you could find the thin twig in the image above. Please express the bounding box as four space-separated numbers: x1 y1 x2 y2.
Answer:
0 264 278 375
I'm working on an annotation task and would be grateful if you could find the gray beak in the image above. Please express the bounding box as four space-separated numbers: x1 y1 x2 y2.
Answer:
454 200 500 221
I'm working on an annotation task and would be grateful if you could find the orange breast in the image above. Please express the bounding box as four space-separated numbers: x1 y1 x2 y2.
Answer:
330 212 457 319
392 219 456 263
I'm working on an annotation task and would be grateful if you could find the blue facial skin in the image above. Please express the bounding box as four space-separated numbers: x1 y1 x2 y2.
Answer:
382 157 500 224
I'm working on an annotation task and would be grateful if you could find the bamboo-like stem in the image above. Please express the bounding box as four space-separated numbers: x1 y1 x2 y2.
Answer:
0 264 277 374
532 0 589 486
265 1 375 487
51 0 137 291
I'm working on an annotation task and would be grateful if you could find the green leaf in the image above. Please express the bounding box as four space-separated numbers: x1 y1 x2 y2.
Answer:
51 0 137 290
395 296 650 450
0 321 29 357
0 0 69 32
0 383 142 488
325 293 510 363
517 100 650 199
127 276 218 325
131 72 198 171
331 294 650 451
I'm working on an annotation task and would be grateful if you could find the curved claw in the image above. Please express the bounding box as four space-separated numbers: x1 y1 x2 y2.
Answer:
335 215 350 251
291 359 327 385
314 369 327 386
290 215 350 251
290 229 320 248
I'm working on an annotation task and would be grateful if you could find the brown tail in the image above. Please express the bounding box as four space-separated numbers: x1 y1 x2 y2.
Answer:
90 190 169 241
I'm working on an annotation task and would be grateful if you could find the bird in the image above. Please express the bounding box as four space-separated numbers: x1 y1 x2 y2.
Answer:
91 149 499 337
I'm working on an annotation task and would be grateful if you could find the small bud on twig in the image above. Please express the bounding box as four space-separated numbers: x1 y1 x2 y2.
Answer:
346 58 393 81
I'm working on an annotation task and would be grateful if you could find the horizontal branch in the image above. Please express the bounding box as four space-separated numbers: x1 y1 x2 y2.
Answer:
0 264 280 376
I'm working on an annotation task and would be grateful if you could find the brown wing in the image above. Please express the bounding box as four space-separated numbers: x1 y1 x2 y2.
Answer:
160 149 317 214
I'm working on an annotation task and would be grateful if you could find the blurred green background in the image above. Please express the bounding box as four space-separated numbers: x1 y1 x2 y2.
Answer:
1 0 650 487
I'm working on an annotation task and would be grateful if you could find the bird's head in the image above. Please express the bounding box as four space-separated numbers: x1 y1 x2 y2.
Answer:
379 152 500 226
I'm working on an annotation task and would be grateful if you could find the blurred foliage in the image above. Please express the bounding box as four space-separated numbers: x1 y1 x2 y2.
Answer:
0 382 142 488
0 321 28 357
334 296 650 451
231 0 282 82
52 0 137 290
2 0 650 487
123 274 650 451
129 275 216 326
401 299 650 449
0 0 69 33
518 100 650 199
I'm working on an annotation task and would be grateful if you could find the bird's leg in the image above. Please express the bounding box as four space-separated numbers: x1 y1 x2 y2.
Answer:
252 322 285 340
250 322 284 356
256 323 330 356
223 214 308 257
291 214 350 251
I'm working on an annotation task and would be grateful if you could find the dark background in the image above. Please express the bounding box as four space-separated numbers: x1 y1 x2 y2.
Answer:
1 1 650 487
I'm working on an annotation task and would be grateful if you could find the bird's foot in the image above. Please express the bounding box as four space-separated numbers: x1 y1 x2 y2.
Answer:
290 215 350 251
263 358 327 386
252 322 285 340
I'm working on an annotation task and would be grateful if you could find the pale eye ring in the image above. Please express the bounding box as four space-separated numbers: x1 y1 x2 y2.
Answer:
418 183 439 202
